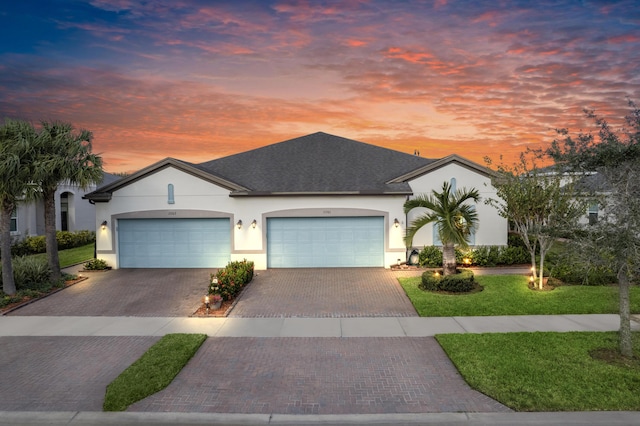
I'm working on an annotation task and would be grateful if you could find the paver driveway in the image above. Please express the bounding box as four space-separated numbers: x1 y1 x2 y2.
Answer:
9 267 417 318
230 268 418 317
9 268 210 317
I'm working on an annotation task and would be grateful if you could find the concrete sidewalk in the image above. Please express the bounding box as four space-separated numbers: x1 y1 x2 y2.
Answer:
2 411 640 425
1 314 636 337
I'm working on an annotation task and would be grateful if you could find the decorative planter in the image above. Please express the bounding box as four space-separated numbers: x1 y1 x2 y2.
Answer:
212 300 222 310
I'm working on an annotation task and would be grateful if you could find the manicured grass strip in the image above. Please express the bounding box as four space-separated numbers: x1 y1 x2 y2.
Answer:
399 274 640 316
103 333 207 411
31 243 95 268
436 332 640 411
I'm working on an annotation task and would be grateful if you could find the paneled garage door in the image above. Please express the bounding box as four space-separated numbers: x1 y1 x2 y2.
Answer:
118 218 230 268
267 217 384 268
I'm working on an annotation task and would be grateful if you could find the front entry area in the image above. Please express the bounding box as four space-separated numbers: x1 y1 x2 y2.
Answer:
267 216 384 268
118 218 230 268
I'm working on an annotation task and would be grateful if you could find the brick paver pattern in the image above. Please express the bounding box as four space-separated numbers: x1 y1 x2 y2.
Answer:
0 336 159 411
230 268 418 317
9 269 210 317
129 337 511 414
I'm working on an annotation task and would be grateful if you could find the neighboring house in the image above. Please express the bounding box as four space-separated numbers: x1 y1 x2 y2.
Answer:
84 132 508 269
11 173 121 240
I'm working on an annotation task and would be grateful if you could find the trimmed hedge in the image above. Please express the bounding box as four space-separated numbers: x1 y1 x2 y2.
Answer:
10 230 96 257
420 269 475 293
209 259 254 301
417 244 529 268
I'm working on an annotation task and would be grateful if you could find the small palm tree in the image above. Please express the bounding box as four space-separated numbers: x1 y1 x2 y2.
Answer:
404 181 480 275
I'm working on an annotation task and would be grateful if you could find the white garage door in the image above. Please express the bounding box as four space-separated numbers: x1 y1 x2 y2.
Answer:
267 217 384 268
118 218 230 268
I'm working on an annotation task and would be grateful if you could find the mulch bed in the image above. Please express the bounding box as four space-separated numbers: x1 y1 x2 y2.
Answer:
191 300 234 317
1 276 88 315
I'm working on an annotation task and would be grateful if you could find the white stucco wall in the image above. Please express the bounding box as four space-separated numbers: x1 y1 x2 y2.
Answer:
13 182 98 240
405 163 508 250
94 163 508 269
94 167 408 269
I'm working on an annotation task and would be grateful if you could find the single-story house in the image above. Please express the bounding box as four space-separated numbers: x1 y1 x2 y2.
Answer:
11 173 120 240
84 132 508 269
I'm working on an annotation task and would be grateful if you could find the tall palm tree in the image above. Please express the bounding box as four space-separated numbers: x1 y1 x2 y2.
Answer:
34 121 103 282
404 181 480 275
0 119 39 295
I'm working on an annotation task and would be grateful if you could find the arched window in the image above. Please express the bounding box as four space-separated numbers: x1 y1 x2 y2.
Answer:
168 184 175 204
450 177 457 193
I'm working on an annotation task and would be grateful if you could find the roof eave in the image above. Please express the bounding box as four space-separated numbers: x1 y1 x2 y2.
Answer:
230 190 413 197
84 158 249 202
387 154 496 183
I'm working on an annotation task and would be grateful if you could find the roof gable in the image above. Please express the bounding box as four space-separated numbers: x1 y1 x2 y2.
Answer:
84 158 248 202
198 132 434 195
388 154 496 183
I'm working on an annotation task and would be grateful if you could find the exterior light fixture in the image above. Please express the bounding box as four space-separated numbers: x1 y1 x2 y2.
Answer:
251 219 257 228
101 220 108 230
204 295 210 314
434 271 440 277
393 218 400 228
236 220 242 229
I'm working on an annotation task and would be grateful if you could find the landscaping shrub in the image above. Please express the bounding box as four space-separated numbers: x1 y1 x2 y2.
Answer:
550 261 617 286
418 246 443 267
83 258 110 270
420 269 475 293
498 246 529 265
10 230 96 256
418 243 529 269
10 256 52 291
209 259 254 301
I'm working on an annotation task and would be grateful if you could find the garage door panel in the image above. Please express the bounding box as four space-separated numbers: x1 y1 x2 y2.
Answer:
118 218 230 268
267 217 383 268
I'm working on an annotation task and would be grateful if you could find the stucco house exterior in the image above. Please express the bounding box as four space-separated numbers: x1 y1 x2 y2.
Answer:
11 173 120 240
84 133 508 269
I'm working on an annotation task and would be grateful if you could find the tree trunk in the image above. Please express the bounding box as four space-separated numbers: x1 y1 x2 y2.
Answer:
442 243 457 276
43 188 61 282
1 203 16 295
538 249 545 290
618 265 633 358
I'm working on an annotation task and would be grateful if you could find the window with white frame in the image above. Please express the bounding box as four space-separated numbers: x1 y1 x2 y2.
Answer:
588 203 598 225
10 208 17 232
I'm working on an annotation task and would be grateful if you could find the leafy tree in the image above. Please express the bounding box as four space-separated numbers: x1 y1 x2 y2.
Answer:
543 101 640 357
485 154 585 289
0 119 40 295
33 121 103 282
404 181 480 275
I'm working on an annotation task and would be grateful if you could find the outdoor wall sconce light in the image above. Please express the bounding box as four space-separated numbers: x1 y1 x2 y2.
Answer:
236 220 242 229
393 218 400 228
101 220 108 230
251 219 257 228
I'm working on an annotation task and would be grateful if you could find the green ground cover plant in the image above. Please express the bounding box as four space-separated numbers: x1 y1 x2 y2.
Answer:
104 333 207 411
31 243 95 268
436 331 640 411
398 274 640 316
1 244 95 309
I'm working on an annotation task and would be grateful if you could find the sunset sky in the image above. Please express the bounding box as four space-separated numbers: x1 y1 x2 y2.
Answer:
1 0 638 173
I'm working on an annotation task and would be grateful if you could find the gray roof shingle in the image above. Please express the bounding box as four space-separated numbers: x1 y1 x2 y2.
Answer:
196 132 434 195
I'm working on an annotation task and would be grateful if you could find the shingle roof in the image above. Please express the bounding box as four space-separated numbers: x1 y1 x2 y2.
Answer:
196 132 434 195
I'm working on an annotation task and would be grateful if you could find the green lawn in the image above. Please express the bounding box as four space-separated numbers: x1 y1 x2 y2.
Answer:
437 331 640 411
104 334 207 411
31 243 95 269
398 274 640 316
